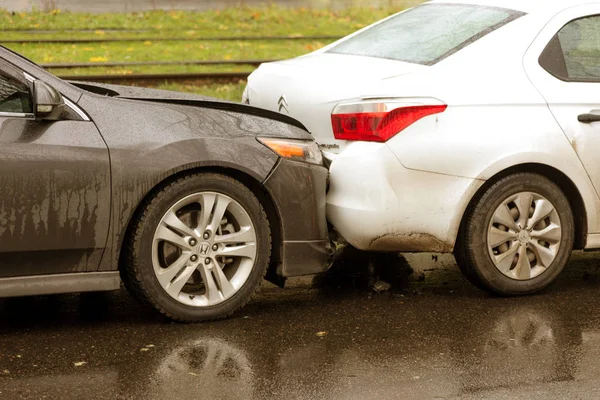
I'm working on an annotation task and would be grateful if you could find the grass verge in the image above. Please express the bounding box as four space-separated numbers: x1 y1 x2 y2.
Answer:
156 81 247 102
0 6 409 35
10 39 329 67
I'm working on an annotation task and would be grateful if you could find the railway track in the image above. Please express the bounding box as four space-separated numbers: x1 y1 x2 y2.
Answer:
1 35 340 44
59 71 253 82
43 59 276 69
49 59 274 82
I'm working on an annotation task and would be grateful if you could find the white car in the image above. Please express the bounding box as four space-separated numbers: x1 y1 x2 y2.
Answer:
245 0 600 296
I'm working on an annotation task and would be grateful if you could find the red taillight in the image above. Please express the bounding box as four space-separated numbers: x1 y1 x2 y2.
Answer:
331 104 447 142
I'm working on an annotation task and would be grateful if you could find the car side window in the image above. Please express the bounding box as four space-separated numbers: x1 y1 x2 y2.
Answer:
0 70 32 114
540 15 600 82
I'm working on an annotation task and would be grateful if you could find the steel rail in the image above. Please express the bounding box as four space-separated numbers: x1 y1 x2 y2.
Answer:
1 35 340 44
43 59 276 69
60 71 252 81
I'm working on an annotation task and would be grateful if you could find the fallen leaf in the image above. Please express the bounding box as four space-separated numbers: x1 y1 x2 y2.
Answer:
74 361 87 367
316 331 327 337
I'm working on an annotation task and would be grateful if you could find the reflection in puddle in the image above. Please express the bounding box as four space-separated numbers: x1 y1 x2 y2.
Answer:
151 338 253 400
485 310 556 350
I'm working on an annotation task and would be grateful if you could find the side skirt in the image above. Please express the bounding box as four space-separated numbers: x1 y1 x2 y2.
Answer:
585 233 600 250
0 272 120 298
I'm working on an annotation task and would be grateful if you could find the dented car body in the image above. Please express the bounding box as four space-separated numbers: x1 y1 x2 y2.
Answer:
0 46 330 321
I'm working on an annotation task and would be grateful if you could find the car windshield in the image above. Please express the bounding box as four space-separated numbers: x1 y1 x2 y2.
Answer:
328 4 523 66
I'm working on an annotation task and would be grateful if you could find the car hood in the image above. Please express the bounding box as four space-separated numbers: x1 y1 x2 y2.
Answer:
246 53 427 153
70 81 309 133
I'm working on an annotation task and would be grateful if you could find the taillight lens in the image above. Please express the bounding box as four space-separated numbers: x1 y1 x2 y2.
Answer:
331 102 447 142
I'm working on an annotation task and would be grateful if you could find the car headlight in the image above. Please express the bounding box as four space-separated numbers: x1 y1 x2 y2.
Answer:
257 138 323 165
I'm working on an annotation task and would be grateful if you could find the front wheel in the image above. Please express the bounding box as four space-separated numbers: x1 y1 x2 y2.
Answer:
121 172 271 322
456 173 575 296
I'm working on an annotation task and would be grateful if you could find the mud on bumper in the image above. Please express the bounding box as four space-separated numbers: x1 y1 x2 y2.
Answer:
264 158 333 278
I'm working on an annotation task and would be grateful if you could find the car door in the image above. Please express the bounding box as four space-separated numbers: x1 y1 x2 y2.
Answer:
0 59 111 278
525 5 600 196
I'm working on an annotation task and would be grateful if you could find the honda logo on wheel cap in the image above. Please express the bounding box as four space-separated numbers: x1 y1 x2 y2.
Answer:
199 243 210 255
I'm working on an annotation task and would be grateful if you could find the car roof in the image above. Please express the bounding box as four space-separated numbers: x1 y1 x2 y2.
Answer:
426 0 599 14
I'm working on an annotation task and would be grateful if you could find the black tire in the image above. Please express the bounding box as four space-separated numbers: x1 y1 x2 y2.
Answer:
456 173 574 296
121 172 271 322
453 229 488 291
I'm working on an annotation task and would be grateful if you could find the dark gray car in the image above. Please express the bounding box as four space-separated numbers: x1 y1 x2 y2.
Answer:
0 46 331 322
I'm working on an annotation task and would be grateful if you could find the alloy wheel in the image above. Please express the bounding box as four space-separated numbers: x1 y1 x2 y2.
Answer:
487 191 562 280
152 191 257 307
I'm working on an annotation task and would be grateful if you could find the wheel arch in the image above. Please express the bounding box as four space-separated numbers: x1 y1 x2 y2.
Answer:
455 163 588 251
117 164 284 285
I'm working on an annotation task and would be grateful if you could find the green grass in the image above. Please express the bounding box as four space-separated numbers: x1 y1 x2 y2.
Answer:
0 5 415 100
0 6 404 35
157 81 247 102
9 39 329 66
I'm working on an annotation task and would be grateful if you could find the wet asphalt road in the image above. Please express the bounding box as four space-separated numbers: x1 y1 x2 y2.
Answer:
3 253 600 399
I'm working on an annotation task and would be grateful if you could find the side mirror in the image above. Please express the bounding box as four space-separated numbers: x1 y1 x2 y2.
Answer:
33 80 65 120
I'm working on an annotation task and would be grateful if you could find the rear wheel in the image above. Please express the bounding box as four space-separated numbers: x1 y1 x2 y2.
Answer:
121 172 271 322
456 173 574 296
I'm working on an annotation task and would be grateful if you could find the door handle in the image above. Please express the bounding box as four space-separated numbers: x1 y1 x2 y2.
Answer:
578 113 600 123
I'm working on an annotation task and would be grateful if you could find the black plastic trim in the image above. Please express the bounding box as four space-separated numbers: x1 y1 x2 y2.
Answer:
0 271 120 298
578 113 600 123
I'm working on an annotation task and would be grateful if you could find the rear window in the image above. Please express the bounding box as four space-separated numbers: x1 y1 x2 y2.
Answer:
328 4 524 66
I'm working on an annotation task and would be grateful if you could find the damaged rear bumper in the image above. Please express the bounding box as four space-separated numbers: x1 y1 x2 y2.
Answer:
326 142 480 253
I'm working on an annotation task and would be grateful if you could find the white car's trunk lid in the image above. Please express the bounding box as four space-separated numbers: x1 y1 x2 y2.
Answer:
247 53 425 154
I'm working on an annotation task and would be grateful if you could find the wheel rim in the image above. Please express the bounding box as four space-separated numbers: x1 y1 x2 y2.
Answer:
152 191 257 307
487 191 562 281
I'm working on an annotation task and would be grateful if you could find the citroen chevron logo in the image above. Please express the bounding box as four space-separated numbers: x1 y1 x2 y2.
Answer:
277 95 289 114
199 244 210 255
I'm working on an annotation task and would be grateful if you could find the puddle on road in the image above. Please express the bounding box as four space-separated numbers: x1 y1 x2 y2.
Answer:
2 252 600 399
2 275 600 399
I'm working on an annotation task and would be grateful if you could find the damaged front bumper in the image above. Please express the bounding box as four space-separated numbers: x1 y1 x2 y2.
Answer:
264 158 333 279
